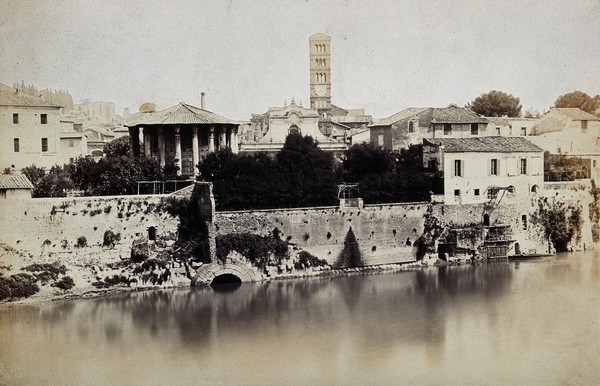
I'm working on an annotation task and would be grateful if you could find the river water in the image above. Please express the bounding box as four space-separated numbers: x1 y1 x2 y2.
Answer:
1 250 598 385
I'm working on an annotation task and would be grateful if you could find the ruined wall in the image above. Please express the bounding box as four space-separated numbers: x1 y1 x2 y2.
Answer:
0 195 179 262
215 202 430 265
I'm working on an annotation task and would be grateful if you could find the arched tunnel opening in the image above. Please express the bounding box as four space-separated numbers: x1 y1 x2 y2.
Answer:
210 273 242 291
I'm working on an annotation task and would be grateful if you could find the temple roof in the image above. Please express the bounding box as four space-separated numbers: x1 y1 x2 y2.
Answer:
125 103 237 127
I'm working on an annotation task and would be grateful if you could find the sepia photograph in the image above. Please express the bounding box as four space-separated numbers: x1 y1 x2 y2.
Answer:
0 0 599 384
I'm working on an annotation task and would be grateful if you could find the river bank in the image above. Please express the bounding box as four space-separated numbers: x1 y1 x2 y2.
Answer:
1 240 464 307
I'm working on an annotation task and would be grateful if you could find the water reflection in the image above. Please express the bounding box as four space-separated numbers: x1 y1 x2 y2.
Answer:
0 251 598 385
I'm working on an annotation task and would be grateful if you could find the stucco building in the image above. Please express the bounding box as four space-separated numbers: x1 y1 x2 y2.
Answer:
0 174 34 199
527 108 600 180
423 137 544 205
369 106 489 150
0 83 86 171
125 101 239 178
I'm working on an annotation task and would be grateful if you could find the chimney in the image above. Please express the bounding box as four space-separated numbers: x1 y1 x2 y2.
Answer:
200 92 205 110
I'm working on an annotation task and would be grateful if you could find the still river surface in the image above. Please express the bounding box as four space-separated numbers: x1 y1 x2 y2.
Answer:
1 250 598 385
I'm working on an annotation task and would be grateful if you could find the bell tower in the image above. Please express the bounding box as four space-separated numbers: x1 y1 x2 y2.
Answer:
309 33 332 117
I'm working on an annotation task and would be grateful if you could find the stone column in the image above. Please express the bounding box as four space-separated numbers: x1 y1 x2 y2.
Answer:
130 127 140 157
158 127 166 167
220 127 227 151
208 126 215 153
143 127 152 157
174 127 182 176
192 126 199 177
231 126 239 154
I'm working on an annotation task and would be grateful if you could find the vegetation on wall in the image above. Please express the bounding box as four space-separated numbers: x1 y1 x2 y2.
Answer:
590 180 600 242
334 227 364 268
216 228 289 271
530 197 583 252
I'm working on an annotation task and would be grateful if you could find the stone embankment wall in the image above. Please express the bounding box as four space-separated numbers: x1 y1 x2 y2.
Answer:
215 202 429 265
0 195 179 262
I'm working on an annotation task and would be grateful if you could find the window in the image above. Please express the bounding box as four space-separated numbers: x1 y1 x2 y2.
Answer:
408 121 414 133
41 114 47 124
581 120 588 134
471 123 479 135
13 138 19 152
488 187 499 199
496 127 501 135
490 159 499 175
521 127 527 136
520 158 527 175
454 159 463 177
148 226 156 241
474 189 480 196
69 139 74 147
12 113 18 124
593 160 597 168
444 123 452 135
454 189 461 197
378 134 384 147
521 214 528 230
41 138 48 152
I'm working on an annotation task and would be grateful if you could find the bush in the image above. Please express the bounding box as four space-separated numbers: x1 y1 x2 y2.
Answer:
52 276 75 291
103 230 121 248
295 251 328 270
5 273 39 299
76 236 87 248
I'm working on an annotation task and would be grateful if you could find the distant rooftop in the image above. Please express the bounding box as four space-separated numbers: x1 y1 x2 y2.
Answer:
0 83 62 108
424 137 543 153
552 108 600 121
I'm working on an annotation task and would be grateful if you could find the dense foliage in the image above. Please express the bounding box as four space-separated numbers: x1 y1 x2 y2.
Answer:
199 134 339 210
216 229 289 271
554 91 600 115
23 136 180 197
466 90 522 117
544 152 590 181
343 143 435 204
530 197 583 252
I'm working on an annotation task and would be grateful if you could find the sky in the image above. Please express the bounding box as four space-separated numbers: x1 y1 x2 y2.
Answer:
1 0 599 120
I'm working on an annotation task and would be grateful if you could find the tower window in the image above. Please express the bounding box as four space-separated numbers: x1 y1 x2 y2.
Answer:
41 114 48 124
13 113 18 124
471 123 479 135
13 138 19 152
408 121 414 133
41 138 48 152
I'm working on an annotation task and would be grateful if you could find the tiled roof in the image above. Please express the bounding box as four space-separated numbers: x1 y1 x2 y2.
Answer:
0 83 62 108
370 107 429 126
553 108 600 121
431 107 488 124
424 137 543 153
125 103 236 127
0 174 34 190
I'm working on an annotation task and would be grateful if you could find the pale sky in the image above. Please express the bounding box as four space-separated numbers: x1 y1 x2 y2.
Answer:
1 0 599 120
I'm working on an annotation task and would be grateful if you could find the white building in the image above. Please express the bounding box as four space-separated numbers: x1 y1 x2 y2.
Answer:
0 83 87 171
240 99 346 155
423 137 544 205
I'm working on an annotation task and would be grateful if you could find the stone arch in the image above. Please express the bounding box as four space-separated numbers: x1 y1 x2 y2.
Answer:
483 213 490 227
531 184 539 194
192 262 260 286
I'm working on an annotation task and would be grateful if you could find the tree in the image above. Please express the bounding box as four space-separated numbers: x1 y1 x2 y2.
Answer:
22 164 46 187
554 91 599 114
33 165 74 197
466 90 522 117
